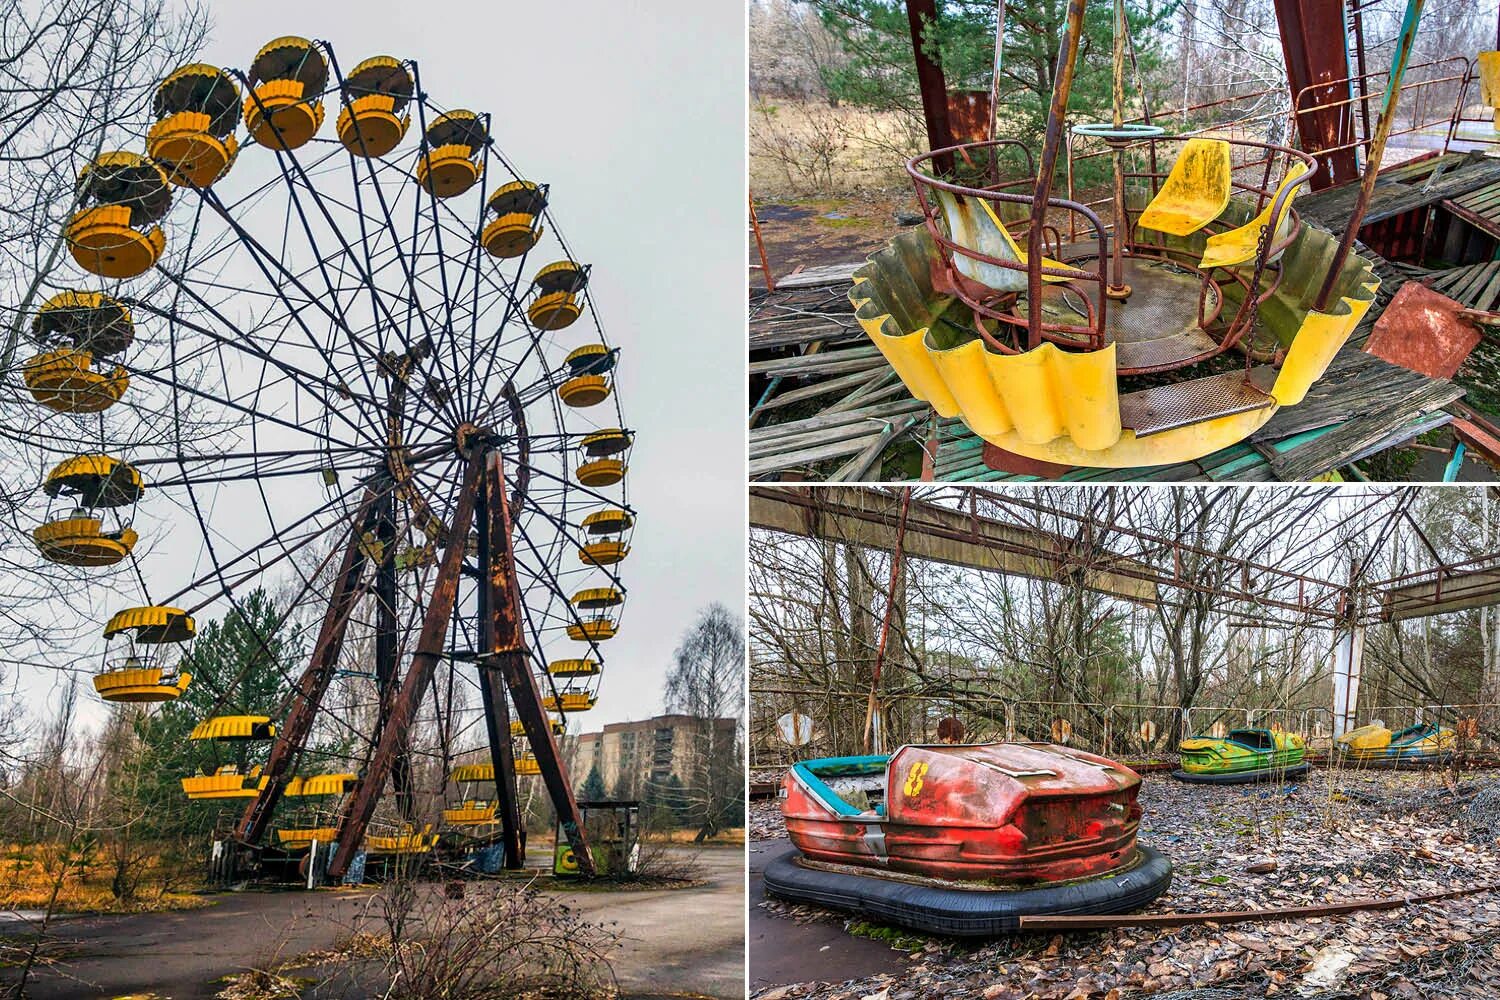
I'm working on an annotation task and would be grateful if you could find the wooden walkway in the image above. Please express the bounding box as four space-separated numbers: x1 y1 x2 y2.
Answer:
1299 151 1500 232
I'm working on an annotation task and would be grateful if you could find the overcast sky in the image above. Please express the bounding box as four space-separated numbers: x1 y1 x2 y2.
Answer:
22 1 746 736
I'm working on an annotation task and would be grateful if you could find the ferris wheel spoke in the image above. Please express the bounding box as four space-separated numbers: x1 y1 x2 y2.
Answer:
250 129 469 433
128 292 393 452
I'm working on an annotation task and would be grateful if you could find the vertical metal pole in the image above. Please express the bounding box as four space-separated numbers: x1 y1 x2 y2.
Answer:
906 0 954 173
476 457 524 869
1314 0 1426 310
1350 1 1372 152
481 450 594 875
863 487 914 754
1108 0 1129 296
1026 0 1088 347
236 488 381 846
327 457 483 880
373 492 415 824
985 0 1008 144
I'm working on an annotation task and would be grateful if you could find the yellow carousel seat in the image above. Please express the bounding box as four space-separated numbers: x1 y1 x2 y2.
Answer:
1200 161 1311 270
1138 138 1233 236
933 189 1083 294
92 665 191 703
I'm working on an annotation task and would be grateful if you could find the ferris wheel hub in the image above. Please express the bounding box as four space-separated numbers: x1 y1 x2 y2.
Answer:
454 422 489 454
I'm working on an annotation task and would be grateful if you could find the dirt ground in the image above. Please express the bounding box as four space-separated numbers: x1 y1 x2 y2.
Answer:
750 194 910 285
0 846 744 1000
748 768 1500 999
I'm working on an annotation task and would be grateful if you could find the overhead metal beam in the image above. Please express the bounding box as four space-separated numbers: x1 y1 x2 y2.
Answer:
750 486 1160 606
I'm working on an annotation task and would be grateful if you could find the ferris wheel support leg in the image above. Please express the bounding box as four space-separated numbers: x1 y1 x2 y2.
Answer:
476 462 525 869
328 458 484 881
480 449 595 877
372 492 417 825
235 487 384 848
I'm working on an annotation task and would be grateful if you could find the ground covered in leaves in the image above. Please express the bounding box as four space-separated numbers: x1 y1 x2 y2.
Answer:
751 767 1500 999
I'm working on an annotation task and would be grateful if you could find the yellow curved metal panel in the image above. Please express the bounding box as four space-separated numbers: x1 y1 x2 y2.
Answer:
24 351 129 413
1270 280 1379 406
571 587 623 608
982 405 1279 468
548 658 600 677
33 518 136 567
93 667 190 703
582 508 633 533
44 454 144 503
284 773 356 797
567 618 617 642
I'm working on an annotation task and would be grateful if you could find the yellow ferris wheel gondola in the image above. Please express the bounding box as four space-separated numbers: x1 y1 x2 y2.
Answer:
416 109 487 198
244 36 327 150
365 825 436 854
190 715 277 741
443 799 498 825
66 152 170 279
514 753 541 776
276 827 337 849
182 765 267 800
568 587 620 640
582 508 634 535
547 658 599 678
542 691 596 713
33 455 144 568
528 260 589 330
97 604 195 707
482 180 548 258
337 56 413 157
23 292 133 414
576 426 630 487
283 773 357 797
579 539 628 566
148 63 242 187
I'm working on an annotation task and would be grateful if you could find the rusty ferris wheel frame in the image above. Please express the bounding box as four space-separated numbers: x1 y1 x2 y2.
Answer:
9 37 640 879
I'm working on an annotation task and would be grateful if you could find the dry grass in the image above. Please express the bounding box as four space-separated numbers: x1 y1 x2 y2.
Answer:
647 826 745 845
750 99 922 198
0 842 208 915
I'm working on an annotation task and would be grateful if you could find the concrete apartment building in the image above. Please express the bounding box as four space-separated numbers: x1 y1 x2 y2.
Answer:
569 713 739 798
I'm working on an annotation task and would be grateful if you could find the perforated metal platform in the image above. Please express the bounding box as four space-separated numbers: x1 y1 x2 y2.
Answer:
1118 367 1277 438
1036 257 1222 373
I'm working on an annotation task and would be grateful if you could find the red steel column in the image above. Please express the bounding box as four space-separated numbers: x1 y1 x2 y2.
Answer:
326 457 482 879
236 488 382 845
1273 0 1358 189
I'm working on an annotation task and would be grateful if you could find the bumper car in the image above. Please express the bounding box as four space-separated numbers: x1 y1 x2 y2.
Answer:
1172 727 1309 784
765 743 1172 936
1336 722 1455 768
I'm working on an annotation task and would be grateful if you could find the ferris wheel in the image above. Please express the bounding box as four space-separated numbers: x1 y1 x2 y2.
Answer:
11 36 635 877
